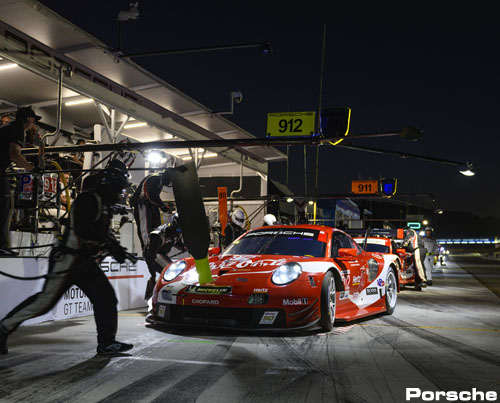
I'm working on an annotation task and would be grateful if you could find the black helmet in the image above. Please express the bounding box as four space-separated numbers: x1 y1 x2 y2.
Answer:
95 167 131 203
16 106 41 124
106 159 127 172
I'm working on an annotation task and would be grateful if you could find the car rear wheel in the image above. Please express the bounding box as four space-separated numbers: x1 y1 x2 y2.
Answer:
320 272 336 331
385 268 397 315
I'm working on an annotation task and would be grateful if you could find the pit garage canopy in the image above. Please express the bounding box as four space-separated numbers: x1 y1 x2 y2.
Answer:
0 0 286 178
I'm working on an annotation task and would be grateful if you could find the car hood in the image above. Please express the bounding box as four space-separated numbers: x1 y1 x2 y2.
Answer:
170 254 321 288
210 254 317 273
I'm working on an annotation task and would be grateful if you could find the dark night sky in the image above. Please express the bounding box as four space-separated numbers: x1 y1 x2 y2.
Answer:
40 1 500 218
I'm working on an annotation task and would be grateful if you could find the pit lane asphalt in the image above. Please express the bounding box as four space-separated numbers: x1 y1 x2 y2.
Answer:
1 256 499 403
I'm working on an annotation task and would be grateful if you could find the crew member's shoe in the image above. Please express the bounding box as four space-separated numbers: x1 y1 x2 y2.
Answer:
427 280 433 286
97 341 133 355
0 331 8 355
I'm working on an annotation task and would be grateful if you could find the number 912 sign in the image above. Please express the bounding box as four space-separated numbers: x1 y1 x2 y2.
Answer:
267 111 316 138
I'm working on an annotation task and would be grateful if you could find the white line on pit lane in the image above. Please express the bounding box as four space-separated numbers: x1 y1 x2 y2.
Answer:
8 350 309 372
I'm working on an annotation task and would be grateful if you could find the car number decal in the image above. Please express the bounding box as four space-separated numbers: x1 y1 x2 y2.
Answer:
259 311 279 325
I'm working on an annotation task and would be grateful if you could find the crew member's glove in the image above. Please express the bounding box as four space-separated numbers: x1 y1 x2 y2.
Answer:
160 203 169 213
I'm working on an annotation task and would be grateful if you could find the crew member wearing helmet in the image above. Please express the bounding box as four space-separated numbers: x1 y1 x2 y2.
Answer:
422 226 439 286
222 209 246 248
402 228 427 290
0 162 135 355
129 170 171 280
0 107 39 256
263 213 277 226
143 213 186 299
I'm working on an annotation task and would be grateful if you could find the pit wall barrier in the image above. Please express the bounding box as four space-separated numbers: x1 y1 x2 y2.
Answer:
0 256 149 325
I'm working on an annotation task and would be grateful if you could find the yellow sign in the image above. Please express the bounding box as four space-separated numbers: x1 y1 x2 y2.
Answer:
267 111 316 137
351 180 378 195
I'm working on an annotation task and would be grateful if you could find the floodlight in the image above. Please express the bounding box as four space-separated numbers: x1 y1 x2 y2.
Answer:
147 150 163 164
458 162 475 176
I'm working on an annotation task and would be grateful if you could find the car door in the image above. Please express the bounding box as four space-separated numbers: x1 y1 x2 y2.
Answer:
331 231 363 296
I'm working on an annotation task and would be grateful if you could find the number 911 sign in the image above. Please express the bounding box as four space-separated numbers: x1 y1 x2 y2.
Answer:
351 180 379 195
267 111 316 138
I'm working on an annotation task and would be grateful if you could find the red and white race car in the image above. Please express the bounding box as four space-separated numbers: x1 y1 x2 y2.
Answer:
151 225 400 332
353 230 416 287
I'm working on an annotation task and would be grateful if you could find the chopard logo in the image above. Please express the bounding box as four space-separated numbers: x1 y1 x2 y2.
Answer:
191 299 219 305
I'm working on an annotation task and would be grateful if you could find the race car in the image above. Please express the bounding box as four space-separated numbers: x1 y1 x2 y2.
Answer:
151 225 400 332
353 230 416 287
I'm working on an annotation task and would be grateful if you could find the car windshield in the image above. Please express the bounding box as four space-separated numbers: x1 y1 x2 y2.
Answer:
224 228 327 257
365 243 390 253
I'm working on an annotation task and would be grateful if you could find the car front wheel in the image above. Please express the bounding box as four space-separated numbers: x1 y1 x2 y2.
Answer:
385 268 397 315
320 271 336 331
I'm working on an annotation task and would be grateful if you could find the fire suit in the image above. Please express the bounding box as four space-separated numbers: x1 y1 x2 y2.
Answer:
0 190 127 347
130 173 170 268
422 235 439 282
143 219 185 299
402 229 427 287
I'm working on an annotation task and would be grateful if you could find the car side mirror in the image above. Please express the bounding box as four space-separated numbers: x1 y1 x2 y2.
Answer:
208 247 221 256
337 248 358 258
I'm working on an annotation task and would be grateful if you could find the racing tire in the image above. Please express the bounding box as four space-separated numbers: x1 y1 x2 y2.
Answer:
385 268 398 315
320 271 336 331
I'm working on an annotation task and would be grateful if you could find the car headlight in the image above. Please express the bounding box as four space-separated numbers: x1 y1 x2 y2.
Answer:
163 260 187 282
272 263 302 285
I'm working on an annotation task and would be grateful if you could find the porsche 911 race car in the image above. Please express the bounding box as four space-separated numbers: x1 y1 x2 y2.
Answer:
353 231 416 287
151 225 400 331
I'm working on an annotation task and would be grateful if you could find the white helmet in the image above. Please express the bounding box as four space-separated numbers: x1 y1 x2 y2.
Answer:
231 209 246 228
263 213 277 226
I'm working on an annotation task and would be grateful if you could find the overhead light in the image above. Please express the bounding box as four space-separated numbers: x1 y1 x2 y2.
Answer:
260 41 273 55
146 150 163 164
286 197 294 203
422 220 429 226
400 127 423 141
124 122 147 129
0 63 18 71
182 156 192 161
308 200 314 205
65 98 93 106
459 168 475 176
458 162 475 176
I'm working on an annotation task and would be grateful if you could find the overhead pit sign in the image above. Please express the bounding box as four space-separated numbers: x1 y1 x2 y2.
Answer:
351 180 378 195
267 112 316 138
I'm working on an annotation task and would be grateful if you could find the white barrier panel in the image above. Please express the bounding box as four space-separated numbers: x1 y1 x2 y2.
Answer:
0 257 149 325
